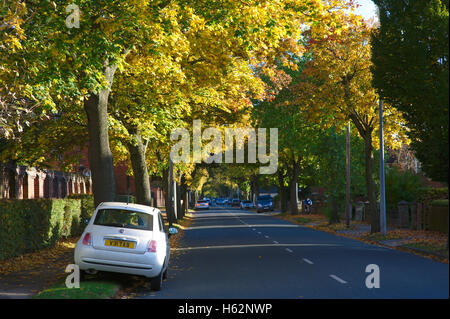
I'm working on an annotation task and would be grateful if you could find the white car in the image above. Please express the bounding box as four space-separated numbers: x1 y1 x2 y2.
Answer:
74 202 178 291
195 200 209 210
240 200 254 209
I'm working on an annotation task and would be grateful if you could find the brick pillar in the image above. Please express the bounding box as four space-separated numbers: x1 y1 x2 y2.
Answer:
23 168 37 199
80 178 86 194
86 177 92 194
74 176 79 194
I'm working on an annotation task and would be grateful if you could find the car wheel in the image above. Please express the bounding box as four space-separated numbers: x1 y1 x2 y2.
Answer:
163 266 168 280
79 269 86 281
150 270 163 291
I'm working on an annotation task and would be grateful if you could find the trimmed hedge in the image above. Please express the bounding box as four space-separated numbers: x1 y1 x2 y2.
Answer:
0 196 94 261
417 187 449 203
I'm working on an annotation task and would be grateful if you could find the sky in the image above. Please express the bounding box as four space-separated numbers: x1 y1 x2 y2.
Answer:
353 0 378 21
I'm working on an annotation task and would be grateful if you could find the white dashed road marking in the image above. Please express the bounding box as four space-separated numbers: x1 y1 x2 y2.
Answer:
329 275 347 284
302 258 314 265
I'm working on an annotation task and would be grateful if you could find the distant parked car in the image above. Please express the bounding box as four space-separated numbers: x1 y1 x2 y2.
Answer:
256 195 274 213
240 200 254 209
195 200 210 210
74 202 178 291
231 199 240 207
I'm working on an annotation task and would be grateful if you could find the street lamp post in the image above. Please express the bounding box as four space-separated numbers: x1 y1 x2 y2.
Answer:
379 97 387 236
345 122 351 228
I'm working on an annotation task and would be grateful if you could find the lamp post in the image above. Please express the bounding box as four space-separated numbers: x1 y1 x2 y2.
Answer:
346 122 351 228
379 97 387 236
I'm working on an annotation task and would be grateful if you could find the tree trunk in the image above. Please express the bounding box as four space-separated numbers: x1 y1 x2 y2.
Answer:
127 129 152 206
162 167 175 226
84 93 116 207
180 180 188 218
252 176 259 204
364 133 380 233
289 159 301 215
83 62 117 207
277 169 288 213
176 180 182 219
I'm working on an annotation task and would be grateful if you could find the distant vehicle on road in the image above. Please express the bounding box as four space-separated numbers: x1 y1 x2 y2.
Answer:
256 195 274 213
216 198 225 205
240 200 254 209
74 202 178 291
195 200 210 210
231 199 240 207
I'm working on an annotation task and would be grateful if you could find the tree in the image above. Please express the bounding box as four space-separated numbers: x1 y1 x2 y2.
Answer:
371 0 449 183
3 0 169 206
2 0 348 208
298 14 407 232
312 126 368 224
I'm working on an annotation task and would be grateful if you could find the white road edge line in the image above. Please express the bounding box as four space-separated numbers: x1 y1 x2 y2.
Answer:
329 274 347 284
302 258 314 264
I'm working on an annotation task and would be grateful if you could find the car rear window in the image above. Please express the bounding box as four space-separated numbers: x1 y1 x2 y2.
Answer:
257 196 272 201
94 209 153 231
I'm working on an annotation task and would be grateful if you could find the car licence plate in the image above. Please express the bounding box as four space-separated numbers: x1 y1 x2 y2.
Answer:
104 239 135 249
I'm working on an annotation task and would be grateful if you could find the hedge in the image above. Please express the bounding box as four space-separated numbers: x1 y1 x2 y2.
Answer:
417 187 449 203
0 196 94 261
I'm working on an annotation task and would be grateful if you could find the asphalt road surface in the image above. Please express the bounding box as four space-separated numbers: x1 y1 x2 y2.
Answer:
141 208 449 299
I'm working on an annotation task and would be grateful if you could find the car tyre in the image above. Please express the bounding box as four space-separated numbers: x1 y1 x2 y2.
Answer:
150 270 163 291
79 269 86 281
163 267 168 280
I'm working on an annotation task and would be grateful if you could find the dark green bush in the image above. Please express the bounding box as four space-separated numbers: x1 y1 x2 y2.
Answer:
431 199 449 207
385 167 423 209
417 187 449 203
0 196 94 261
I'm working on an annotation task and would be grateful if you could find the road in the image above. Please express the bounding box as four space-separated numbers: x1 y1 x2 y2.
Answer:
140 207 448 299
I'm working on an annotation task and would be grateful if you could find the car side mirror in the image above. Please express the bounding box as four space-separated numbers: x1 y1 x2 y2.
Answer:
168 227 178 237
83 218 90 225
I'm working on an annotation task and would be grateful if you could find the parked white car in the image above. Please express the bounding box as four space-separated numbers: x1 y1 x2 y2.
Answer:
74 202 178 291
240 200 255 209
195 200 210 210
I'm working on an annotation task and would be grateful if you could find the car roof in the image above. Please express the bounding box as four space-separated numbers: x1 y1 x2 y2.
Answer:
97 202 157 214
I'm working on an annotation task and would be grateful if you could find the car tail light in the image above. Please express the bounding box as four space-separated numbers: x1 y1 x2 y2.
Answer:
82 232 92 246
147 240 157 253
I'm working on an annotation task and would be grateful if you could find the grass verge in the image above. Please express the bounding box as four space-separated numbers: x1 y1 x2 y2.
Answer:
33 280 119 299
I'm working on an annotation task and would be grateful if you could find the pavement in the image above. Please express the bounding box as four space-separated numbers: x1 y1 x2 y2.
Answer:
132 207 449 299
